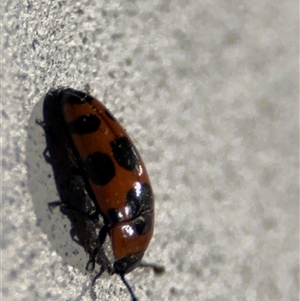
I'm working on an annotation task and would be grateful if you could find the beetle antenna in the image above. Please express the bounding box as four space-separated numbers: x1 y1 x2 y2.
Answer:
120 274 138 301
138 261 165 274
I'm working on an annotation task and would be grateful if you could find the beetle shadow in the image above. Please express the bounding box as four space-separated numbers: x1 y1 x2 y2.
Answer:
26 96 88 269
25 95 110 294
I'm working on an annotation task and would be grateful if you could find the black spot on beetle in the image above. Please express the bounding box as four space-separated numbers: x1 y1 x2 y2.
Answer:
107 183 153 222
110 137 139 171
126 183 153 215
67 114 101 135
134 214 152 235
84 152 115 185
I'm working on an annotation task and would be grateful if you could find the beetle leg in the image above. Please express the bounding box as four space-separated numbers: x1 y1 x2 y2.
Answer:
41 147 52 163
48 200 61 212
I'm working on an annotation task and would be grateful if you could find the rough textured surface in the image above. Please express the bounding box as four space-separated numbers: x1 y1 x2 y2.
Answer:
2 1 298 301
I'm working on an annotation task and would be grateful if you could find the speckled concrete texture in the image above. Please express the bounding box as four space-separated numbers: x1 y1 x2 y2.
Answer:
2 1 298 301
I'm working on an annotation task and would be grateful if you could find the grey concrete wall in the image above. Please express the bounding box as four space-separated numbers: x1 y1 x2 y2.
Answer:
2 1 298 300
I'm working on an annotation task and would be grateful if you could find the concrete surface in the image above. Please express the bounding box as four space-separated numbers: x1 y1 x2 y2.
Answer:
2 1 298 300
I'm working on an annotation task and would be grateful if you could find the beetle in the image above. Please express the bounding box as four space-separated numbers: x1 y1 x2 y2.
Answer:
38 88 157 300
